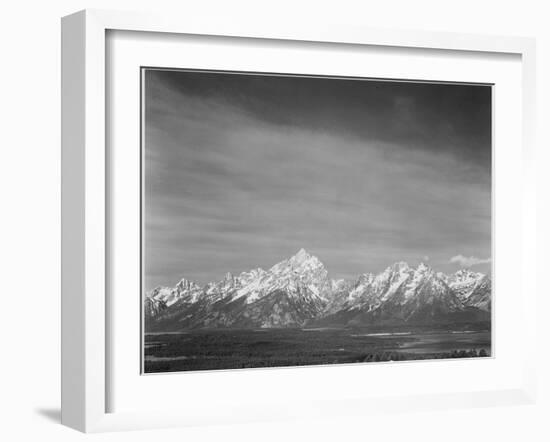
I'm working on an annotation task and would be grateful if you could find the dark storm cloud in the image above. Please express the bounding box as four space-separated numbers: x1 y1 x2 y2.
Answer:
149 70 492 169
143 69 492 289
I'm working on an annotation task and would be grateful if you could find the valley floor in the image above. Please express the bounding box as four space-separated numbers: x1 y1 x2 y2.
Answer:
143 323 491 373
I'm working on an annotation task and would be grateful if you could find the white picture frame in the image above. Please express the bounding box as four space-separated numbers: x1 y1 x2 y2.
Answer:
61 9 537 433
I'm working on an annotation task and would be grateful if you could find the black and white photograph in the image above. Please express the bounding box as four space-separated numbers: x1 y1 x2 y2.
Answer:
142 68 492 374
2 0 547 439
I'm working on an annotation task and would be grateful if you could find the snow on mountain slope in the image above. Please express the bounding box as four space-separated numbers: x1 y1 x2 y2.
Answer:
197 248 332 307
146 249 333 329
148 278 203 307
144 296 167 318
448 269 485 301
317 262 470 326
148 286 173 304
463 275 491 311
323 278 356 314
144 251 492 331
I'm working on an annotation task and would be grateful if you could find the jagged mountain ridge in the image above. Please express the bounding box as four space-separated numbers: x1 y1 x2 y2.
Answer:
145 249 491 330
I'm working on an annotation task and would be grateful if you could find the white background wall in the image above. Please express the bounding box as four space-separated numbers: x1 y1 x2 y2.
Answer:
0 1 548 441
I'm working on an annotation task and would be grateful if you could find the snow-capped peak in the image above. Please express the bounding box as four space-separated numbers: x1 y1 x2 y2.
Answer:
175 277 201 292
149 277 203 307
416 262 431 273
270 249 324 274
287 248 322 270
291 248 310 263
447 269 485 302
392 261 410 271
222 272 235 283
452 268 483 282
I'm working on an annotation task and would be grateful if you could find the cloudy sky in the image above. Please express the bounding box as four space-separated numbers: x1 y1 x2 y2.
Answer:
143 69 492 290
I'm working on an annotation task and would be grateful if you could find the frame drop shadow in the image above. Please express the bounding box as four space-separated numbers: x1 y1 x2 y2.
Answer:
34 408 61 423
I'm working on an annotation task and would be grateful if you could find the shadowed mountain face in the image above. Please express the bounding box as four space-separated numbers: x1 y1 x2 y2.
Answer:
145 249 491 331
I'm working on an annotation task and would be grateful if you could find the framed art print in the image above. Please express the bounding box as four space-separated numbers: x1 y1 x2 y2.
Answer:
61 9 537 432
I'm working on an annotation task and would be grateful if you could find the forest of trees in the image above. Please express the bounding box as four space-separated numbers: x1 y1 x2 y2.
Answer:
361 348 489 363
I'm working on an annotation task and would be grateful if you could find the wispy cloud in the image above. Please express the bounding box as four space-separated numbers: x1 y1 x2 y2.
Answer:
143 70 492 288
449 255 491 268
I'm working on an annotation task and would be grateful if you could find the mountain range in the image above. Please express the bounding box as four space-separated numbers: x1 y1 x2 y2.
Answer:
144 249 491 331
